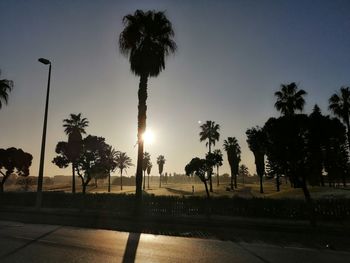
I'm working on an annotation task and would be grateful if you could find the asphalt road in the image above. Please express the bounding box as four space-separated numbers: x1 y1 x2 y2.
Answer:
0 220 349 263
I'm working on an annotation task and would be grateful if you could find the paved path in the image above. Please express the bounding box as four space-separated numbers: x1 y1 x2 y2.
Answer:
0 220 349 263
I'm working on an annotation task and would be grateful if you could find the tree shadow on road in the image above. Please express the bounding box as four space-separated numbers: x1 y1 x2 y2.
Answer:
122 232 140 263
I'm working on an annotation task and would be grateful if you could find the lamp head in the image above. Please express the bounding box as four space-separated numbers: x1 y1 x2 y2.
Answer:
38 58 51 65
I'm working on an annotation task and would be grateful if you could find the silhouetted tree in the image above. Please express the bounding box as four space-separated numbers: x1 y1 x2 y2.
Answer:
212 149 223 187
223 137 241 189
63 113 89 193
322 117 349 187
239 164 249 186
199 120 220 192
147 162 152 189
329 87 350 152
308 105 325 186
103 146 118 192
0 148 33 192
53 135 112 194
274 82 307 116
115 151 133 191
185 157 210 198
0 71 13 109
142 152 151 190
157 155 165 188
119 10 176 201
246 126 266 193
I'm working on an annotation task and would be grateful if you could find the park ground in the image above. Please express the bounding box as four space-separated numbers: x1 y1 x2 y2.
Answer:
6 175 350 200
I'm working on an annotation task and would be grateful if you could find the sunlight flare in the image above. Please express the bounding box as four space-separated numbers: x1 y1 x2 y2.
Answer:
142 130 155 145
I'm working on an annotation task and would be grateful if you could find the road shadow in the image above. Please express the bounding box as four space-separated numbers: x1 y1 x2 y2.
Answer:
122 232 141 263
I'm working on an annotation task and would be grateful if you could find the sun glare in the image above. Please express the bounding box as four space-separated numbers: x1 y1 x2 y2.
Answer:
142 130 155 145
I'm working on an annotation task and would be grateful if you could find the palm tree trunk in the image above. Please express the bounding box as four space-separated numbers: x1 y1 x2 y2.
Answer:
204 180 210 198
82 183 86 194
216 166 219 187
143 171 146 190
72 163 76 194
147 173 150 189
0 174 9 193
234 172 237 189
276 175 280 192
108 172 111 193
259 173 264 193
301 179 316 226
230 166 234 190
159 173 161 188
121 169 123 191
135 74 148 201
208 143 213 192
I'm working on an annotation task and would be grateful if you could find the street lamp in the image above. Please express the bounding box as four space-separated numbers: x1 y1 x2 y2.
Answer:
36 57 52 209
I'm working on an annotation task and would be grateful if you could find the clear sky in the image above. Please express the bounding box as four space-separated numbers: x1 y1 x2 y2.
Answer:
1 0 350 178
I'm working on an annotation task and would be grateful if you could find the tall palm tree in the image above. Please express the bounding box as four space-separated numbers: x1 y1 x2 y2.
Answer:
212 149 223 187
63 113 89 193
0 71 13 109
157 155 166 188
115 151 133 191
223 137 241 189
329 87 350 151
142 152 151 190
246 126 266 193
199 120 220 192
274 82 307 116
119 10 176 200
147 162 152 189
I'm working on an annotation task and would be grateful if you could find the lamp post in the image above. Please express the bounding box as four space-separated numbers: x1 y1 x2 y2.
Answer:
36 58 52 209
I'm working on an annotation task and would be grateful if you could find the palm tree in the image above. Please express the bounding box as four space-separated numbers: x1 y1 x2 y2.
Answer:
62 113 89 193
199 120 220 192
246 126 266 193
274 82 307 116
0 71 13 109
223 137 241 189
239 164 249 186
157 155 166 188
329 87 350 151
119 10 176 201
147 162 152 189
115 151 133 191
142 152 151 190
212 149 223 187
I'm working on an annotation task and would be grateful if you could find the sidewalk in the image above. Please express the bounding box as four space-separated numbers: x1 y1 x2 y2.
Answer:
1 205 350 251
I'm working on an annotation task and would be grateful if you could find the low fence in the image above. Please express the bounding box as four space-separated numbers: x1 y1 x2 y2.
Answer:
0 192 349 220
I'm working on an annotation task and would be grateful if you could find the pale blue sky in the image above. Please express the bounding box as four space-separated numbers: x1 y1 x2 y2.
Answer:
1 0 350 177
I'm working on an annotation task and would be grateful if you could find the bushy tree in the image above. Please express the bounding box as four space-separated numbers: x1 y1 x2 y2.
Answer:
53 135 114 194
0 148 33 192
185 157 211 198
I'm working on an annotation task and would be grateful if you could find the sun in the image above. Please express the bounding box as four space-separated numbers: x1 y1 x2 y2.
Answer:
142 130 155 145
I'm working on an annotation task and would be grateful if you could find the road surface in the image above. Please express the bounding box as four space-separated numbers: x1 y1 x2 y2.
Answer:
0 220 348 263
